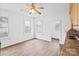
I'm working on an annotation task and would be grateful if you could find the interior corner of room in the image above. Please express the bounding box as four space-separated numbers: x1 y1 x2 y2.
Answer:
0 3 79 56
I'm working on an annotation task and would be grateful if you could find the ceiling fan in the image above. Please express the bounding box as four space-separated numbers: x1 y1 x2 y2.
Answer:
28 3 44 15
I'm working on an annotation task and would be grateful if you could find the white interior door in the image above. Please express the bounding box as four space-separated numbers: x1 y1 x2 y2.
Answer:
52 20 61 39
34 18 51 41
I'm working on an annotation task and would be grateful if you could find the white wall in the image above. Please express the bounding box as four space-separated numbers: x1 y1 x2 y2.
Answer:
0 3 70 48
0 8 33 48
33 3 70 43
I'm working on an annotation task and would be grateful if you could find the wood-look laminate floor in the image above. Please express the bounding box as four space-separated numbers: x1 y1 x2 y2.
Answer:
60 39 79 56
0 39 60 56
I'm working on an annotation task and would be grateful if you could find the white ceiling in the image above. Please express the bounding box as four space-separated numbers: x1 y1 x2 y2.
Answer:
0 3 69 16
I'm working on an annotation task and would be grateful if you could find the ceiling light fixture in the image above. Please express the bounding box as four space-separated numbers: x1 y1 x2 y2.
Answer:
28 3 44 15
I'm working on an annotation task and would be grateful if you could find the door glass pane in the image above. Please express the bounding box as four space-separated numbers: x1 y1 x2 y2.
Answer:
25 20 31 33
36 21 43 33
